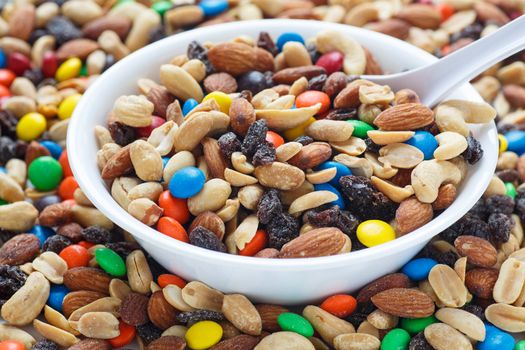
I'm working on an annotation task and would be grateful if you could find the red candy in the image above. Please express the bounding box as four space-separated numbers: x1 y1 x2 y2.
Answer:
0 69 16 87
315 51 344 75
136 116 166 138
0 341 26 350
239 229 268 256
59 150 74 178
59 244 91 268
158 190 190 224
320 294 357 318
77 241 95 249
109 321 136 348
58 176 79 200
157 216 189 242
42 51 58 78
296 90 331 113
158 273 187 288
266 131 284 148
7 53 31 76
0 85 10 98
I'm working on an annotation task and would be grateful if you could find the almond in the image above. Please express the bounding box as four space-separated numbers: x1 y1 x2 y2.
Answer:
395 4 441 29
287 142 332 170
202 137 227 180
62 291 107 318
25 141 51 165
148 291 178 330
82 16 132 40
0 234 40 265
208 42 274 76
432 184 456 210
63 267 111 294
101 145 133 180
395 197 433 235
503 84 525 109
120 292 149 326
145 336 186 350
374 103 434 131
278 227 346 258
68 339 111 350
334 79 374 108
365 19 410 40
371 288 435 318
454 235 497 268
189 211 225 240
255 304 290 332
272 66 326 85
323 72 348 98
357 273 411 303
8 4 35 41
39 202 73 227
229 97 256 136
56 39 99 60
204 73 238 94
147 86 175 119
465 268 499 299
364 48 383 75
210 334 259 350
474 2 509 25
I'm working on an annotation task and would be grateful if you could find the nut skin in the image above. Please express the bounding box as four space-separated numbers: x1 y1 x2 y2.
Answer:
147 291 179 330
62 290 108 318
465 268 499 299
432 184 456 210
287 142 332 170
395 197 433 235
208 42 275 76
454 235 498 268
229 97 256 136
371 288 435 318
63 267 111 295
189 211 225 240
374 103 434 131
356 273 411 303
0 234 40 265
278 227 346 258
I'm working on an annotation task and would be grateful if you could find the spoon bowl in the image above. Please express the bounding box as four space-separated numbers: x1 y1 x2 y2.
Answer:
68 19 498 304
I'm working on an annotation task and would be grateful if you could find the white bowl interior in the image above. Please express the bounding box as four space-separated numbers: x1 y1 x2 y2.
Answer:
68 19 498 304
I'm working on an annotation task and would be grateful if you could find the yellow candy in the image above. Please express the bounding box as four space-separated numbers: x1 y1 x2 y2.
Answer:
202 91 232 114
55 57 82 82
185 321 222 349
16 112 47 141
58 93 82 120
498 134 508 154
357 220 396 247
284 116 316 141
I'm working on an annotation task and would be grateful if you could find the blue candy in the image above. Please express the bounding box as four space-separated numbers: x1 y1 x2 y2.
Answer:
314 183 345 209
0 49 6 68
162 156 170 169
505 130 525 155
478 324 514 350
405 131 438 160
30 225 56 247
183 98 199 116
0 167 6 174
168 166 206 198
198 0 229 16
276 32 305 51
401 258 438 281
317 161 351 187
48 284 70 313
40 140 63 159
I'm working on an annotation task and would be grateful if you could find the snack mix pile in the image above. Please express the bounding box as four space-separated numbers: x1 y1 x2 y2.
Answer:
0 0 524 349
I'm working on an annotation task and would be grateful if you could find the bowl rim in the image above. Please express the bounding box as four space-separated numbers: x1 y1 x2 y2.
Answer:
68 19 498 269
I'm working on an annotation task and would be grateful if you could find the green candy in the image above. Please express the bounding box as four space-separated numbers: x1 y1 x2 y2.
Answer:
381 328 411 350
28 156 63 191
277 312 314 338
95 248 126 277
346 119 375 139
151 1 172 16
0 198 7 205
515 340 525 350
80 64 88 77
505 182 517 199
401 315 437 334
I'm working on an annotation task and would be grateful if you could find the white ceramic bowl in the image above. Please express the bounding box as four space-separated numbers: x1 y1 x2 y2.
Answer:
68 19 498 304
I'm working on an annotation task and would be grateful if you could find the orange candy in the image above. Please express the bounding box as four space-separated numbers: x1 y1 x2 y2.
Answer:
109 321 136 348
437 3 454 21
266 131 284 148
158 273 187 288
59 244 91 268
0 69 16 87
59 151 73 177
58 176 79 200
296 91 331 114
0 341 25 350
239 229 268 256
157 216 189 242
0 85 10 98
158 191 190 224
77 241 95 249
320 294 357 318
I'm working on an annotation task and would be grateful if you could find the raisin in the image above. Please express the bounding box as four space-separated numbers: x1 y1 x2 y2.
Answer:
0 110 18 139
294 135 314 145
106 242 141 259
408 332 433 350
241 120 268 158
30 340 59 350
325 108 357 121
0 229 16 245
28 28 49 45
365 138 381 153
46 17 82 46
422 245 458 267
450 23 483 43
463 303 485 320
34 195 61 212
498 123 516 134
339 175 396 221
23 68 44 86
462 136 483 165
103 54 116 72
109 121 136 146
452 213 491 240
306 206 359 236
43 235 72 254
485 195 514 215
257 32 278 56
218 132 241 159
237 71 272 95
346 311 369 328
176 310 224 324
488 213 513 243
267 213 299 249
306 43 321 63
257 189 283 225
82 226 112 244
0 265 26 301
149 25 166 43
469 199 488 220
0 137 16 165
496 169 519 183
252 141 275 166
308 74 327 91
136 322 162 345
13 140 27 159
146 255 169 279
439 227 462 244
187 41 214 74
189 226 226 253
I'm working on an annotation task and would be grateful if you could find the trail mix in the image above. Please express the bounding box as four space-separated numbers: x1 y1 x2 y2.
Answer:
0 0 523 348
96 29 496 257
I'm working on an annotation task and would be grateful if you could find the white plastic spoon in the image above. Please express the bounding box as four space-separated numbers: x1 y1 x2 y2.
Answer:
362 15 525 106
